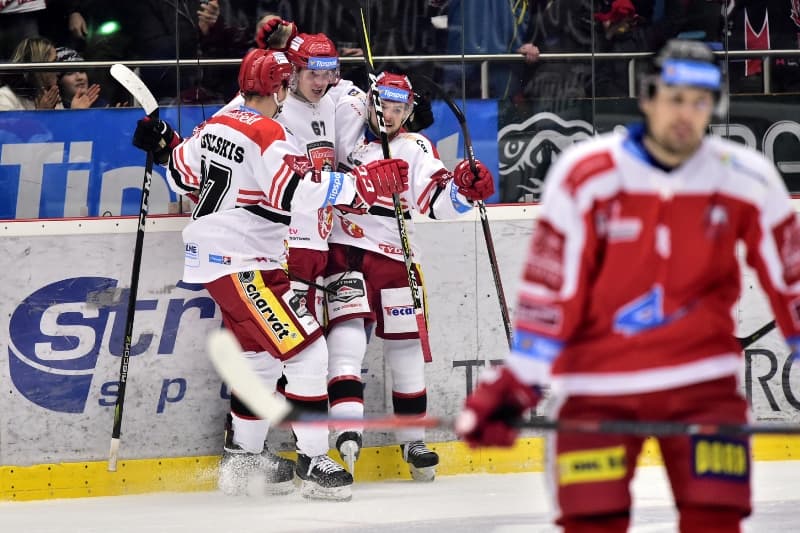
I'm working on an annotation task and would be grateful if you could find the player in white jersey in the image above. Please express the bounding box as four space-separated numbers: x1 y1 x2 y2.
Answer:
323 72 496 480
456 40 800 532
132 49 409 501
280 32 340 322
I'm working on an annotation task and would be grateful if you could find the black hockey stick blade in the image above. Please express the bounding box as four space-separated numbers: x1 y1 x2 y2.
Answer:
736 320 776 349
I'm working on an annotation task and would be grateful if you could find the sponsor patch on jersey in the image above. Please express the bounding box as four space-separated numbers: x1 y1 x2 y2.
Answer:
185 242 200 267
340 217 365 238
525 219 565 291
327 277 366 303
557 445 627 486
208 253 231 265
515 298 562 333
691 435 749 481
379 242 404 256
347 88 361 96
236 271 303 354
773 214 800 286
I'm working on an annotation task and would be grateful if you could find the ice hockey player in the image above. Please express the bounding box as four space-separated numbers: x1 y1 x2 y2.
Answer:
131 48 409 501
456 39 800 532
325 71 496 480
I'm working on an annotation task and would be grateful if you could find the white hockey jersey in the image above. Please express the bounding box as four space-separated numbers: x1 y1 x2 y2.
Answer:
330 128 476 262
506 124 800 397
278 92 337 251
217 91 338 250
166 106 358 283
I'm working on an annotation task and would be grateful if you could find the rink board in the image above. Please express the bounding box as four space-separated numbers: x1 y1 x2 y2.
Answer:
2 205 800 501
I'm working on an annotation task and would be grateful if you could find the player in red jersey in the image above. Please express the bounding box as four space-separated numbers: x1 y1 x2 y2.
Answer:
457 39 800 533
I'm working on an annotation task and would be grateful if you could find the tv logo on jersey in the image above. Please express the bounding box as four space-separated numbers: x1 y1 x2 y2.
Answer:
7 277 218 413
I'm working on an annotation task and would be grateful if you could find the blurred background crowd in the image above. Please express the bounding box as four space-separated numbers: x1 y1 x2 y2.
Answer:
1 1 799 212
2 0 799 108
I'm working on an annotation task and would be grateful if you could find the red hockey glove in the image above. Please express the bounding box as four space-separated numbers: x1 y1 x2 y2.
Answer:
455 366 541 448
453 159 495 202
132 116 181 165
255 18 297 50
343 159 409 213
283 154 321 181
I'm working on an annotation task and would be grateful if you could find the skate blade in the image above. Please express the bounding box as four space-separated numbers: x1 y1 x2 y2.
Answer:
264 479 295 495
339 442 359 475
409 465 436 482
299 480 353 501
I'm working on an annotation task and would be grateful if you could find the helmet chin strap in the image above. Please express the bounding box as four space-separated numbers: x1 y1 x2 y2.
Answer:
272 92 283 118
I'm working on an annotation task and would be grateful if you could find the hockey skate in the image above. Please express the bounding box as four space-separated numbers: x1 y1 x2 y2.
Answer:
336 431 363 474
218 442 296 496
296 453 353 501
400 441 439 482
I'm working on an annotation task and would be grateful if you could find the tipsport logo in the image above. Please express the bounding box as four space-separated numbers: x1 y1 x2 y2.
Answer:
7 277 217 413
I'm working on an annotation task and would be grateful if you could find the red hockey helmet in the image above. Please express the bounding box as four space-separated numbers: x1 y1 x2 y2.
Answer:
374 72 414 105
238 49 293 96
286 33 340 72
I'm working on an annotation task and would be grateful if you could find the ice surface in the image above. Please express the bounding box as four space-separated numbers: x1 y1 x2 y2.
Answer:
1 462 797 532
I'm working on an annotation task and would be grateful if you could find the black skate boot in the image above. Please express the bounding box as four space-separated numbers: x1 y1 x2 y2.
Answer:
295 453 353 501
218 415 295 496
260 447 296 494
400 441 439 482
335 431 363 474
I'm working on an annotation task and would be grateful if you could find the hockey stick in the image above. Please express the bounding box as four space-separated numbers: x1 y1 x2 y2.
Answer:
736 320 776 349
412 74 513 349
358 8 433 362
107 63 159 472
208 329 800 436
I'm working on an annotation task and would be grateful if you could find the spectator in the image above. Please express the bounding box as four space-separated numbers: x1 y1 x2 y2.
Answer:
54 46 106 109
441 0 529 98
0 0 46 60
0 36 62 110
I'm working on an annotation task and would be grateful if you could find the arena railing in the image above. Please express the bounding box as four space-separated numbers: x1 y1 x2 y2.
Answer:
3 49 800 99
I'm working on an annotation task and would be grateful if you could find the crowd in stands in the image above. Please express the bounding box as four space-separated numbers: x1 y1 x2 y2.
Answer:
1 0 798 109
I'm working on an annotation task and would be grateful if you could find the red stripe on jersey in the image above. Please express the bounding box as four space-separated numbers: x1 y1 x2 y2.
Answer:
268 164 292 207
417 179 438 214
174 144 200 187
563 151 614 195
236 197 261 205
239 188 262 195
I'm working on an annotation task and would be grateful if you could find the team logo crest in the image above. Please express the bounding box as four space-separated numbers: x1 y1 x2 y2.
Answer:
318 206 333 239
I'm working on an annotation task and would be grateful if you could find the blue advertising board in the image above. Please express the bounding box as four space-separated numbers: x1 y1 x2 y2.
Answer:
0 100 500 220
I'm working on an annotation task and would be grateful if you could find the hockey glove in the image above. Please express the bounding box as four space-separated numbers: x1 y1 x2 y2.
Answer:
255 18 297 50
406 91 434 132
455 366 541 448
453 159 495 202
132 117 181 165
339 159 409 214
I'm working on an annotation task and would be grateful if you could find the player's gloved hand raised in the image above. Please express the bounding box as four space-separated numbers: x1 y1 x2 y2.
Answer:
340 159 409 213
255 17 297 50
453 159 495 201
132 116 181 165
455 366 541 448
406 90 434 132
